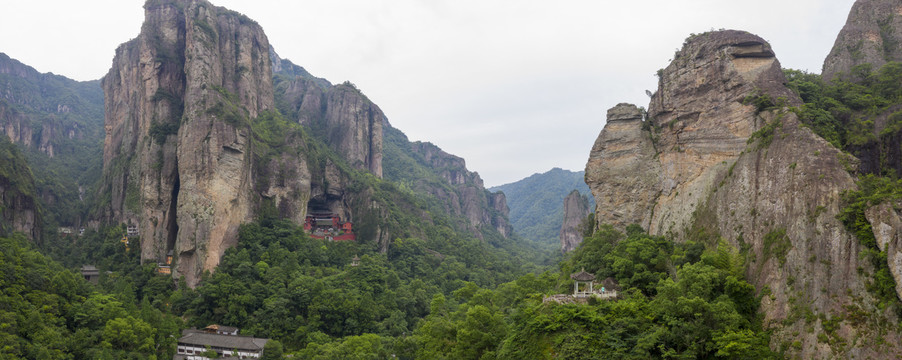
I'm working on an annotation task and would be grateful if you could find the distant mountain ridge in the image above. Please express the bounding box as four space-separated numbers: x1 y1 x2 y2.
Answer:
489 168 594 244
0 52 104 231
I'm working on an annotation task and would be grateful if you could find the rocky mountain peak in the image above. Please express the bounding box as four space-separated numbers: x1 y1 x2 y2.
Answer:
639 30 799 235
101 0 281 287
586 29 902 357
584 102 659 230
822 0 902 81
605 102 643 122
273 58 383 178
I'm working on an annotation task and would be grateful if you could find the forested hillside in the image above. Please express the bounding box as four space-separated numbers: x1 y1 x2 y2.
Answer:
0 52 104 230
489 168 594 244
0 136 41 240
414 225 772 359
785 63 902 176
0 232 182 359
2 217 775 359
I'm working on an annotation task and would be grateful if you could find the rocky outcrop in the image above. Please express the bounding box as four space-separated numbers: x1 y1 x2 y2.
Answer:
269 48 331 89
101 0 506 285
407 140 511 237
490 192 511 237
702 111 893 357
559 190 589 253
586 30 901 357
820 0 902 179
822 0 902 81
585 103 660 230
643 31 799 236
0 137 41 241
866 201 902 299
100 0 309 287
273 56 383 178
321 84 383 177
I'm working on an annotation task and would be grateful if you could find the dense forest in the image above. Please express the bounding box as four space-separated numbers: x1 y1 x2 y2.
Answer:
4 0 902 356
489 168 594 244
1 216 775 359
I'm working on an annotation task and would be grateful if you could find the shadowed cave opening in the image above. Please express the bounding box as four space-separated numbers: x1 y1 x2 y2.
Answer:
306 195 346 218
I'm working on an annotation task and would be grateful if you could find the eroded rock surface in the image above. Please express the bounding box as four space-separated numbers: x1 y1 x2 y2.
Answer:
585 103 660 230
645 31 799 235
866 201 902 299
822 0 902 81
559 190 589 253
585 30 902 357
100 0 308 287
408 140 511 237
274 65 383 178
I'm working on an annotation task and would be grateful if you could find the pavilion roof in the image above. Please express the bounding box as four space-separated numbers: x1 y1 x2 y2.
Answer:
570 269 596 281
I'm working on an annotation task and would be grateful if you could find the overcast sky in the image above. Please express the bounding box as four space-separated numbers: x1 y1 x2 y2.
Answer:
0 0 856 186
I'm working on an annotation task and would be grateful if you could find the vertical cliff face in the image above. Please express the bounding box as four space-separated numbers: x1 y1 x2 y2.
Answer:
273 56 383 178
489 192 511 238
407 140 511 237
101 0 308 287
584 103 660 230
822 0 902 81
0 137 41 241
586 30 901 357
644 31 799 236
819 0 902 181
379 125 513 240
322 85 384 178
866 201 902 299
559 190 589 253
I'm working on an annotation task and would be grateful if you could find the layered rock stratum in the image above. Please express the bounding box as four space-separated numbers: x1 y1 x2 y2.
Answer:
586 30 902 357
584 103 660 230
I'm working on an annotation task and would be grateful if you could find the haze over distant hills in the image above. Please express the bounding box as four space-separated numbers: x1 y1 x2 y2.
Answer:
489 168 594 244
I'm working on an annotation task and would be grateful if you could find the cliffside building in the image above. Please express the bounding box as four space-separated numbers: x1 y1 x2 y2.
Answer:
303 212 355 241
80 265 99 284
126 224 139 238
157 251 173 275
